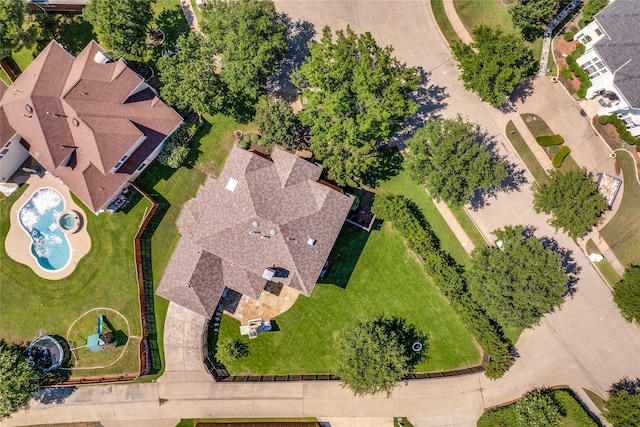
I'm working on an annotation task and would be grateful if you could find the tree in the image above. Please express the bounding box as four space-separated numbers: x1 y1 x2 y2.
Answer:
255 99 301 149
451 25 537 107
583 0 610 23
292 26 419 185
0 0 26 59
336 316 426 396
605 380 640 427
405 115 508 206
509 0 560 41
613 266 640 325
201 0 287 118
532 168 607 239
157 33 225 115
83 0 154 58
216 339 249 364
467 225 569 330
0 342 40 420
514 389 562 427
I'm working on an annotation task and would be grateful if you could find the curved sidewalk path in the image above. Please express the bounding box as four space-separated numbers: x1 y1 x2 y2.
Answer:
4 2 640 426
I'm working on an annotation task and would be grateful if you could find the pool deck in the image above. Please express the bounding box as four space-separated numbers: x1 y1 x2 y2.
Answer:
5 173 91 280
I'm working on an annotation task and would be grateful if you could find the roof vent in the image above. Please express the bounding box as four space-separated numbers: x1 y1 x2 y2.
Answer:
225 177 238 192
270 229 277 236
307 237 316 246
94 51 110 64
72 118 80 127
262 268 276 280
252 221 259 227
25 104 33 113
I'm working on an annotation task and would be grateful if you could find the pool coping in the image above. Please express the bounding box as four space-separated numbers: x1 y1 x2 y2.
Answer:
5 173 91 280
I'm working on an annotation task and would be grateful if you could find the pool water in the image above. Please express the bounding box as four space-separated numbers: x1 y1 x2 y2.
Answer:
18 188 71 271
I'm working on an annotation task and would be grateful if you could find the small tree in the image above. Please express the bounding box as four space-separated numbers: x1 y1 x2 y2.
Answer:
514 389 562 427
336 316 426 397
0 342 40 420
605 379 640 427
509 0 561 41
83 0 155 58
216 339 249 364
255 99 300 149
405 115 508 207
583 0 610 23
532 168 608 239
0 0 26 59
613 266 640 324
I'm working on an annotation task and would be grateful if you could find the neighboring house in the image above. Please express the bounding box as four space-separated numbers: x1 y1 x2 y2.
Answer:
26 0 87 12
574 0 640 136
0 40 182 213
157 146 353 318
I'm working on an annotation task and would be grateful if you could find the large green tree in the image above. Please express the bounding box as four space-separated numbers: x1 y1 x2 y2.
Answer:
0 0 26 59
451 25 536 107
336 316 426 396
157 32 225 115
509 0 561 41
467 225 569 330
532 168 607 239
583 0 610 23
405 115 508 206
0 343 40 420
605 380 640 427
613 266 640 325
292 26 419 185
83 0 154 58
255 99 301 149
201 0 287 117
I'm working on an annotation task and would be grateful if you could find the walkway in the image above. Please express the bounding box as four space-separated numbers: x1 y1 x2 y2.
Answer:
180 0 201 34
441 0 472 44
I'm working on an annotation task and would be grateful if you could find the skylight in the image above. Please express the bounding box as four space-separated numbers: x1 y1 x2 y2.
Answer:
226 178 239 192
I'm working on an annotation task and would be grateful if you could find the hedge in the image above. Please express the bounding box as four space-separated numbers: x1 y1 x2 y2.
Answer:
536 134 564 146
569 63 578 72
598 115 609 125
156 121 201 168
566 54 575 64
250 133 260 143
372 194 514 379
552 146 571 168
575 43 586 54
576 87 587 98
564 32 574 41
560 68 573 80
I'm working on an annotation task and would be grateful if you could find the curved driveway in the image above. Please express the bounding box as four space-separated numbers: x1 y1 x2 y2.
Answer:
3 2 640 426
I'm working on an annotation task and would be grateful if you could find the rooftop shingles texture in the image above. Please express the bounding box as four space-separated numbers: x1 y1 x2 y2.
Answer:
0 81 16 146
0 40 182 211
157 146 353 317
593 0 640 108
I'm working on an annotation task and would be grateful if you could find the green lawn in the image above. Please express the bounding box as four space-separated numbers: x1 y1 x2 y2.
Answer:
600 151 640 267
506 120 549 185
454 0 516 34
586 240 620 287
449 205 487 249
521 113 554 137
0 187 152 378
583 388 607 413
429 0 461 45
217 222 480 375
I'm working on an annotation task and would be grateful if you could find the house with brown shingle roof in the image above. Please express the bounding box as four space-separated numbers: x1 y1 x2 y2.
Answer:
157 145 353 318
0 40 182 212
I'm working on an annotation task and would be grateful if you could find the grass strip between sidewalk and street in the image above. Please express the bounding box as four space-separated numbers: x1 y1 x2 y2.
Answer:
505 121 549 185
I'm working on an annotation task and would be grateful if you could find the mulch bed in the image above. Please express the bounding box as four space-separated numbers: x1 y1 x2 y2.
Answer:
554 37 581 94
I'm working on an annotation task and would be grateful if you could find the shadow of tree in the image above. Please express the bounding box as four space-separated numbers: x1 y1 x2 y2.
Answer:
32 12 96 57
363 147 404 187
33 386 76 405
609 377 640 394
377 316 429 367
501 75 537 112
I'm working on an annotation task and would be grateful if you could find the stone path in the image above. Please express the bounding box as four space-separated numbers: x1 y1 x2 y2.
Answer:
180 0 201 34
538 0 583 76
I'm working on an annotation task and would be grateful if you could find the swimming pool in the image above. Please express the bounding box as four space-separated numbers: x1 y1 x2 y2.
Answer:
18 188 71 271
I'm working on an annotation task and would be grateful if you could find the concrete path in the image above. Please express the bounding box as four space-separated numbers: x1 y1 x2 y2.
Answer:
433 200 476 254
180 0 201 34
4 2 640 427
441 0 472 44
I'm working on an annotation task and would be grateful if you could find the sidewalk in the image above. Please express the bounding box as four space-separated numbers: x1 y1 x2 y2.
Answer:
180 0 201 34
433 200 476 254
442 0 473 44
510 113 554 170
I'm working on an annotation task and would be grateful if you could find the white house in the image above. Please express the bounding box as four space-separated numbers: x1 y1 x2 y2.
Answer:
574 0 640 136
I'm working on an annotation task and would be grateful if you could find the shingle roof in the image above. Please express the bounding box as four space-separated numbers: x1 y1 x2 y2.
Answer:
593 0 640 108
157 147 353 318
0 40 182 211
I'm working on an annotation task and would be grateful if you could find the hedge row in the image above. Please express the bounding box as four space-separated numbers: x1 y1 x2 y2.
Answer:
552 146 571 168
565 43 591 98
157 121 201 168
598 115 640 145
372 194 513 379
536 134 564 147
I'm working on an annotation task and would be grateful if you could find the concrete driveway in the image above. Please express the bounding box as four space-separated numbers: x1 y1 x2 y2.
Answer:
3 2 639 426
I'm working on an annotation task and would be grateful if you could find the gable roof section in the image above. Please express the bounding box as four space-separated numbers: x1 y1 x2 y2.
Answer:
157 147 353 318
0 80 16 145
0 40 182 211
593 0 640 108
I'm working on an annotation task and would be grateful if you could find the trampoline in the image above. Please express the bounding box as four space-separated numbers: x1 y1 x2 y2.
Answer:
29 335 64 372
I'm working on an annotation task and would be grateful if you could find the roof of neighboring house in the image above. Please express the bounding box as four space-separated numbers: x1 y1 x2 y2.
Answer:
157 146 353 318
0 40 182 211
593 0 640 108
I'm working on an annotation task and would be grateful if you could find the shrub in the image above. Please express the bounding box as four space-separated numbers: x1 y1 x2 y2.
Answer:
553 390 599 427
156 122 200 168
564 32 574 41
575 43 586 54
514 389 563 426
250 133 260 143
598 115 609 125
536 134 564 146
576 87 587 98
620 130 632 140
574 67 585 78
566 54 575 64
616 123 627 134
560 68 573 80
216 339 249 364
635 138 640 145
578 19 586 28
553 146 571 168
350 194 361 211
569 63 578 72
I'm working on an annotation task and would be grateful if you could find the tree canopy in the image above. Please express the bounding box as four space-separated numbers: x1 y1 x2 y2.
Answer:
509 0 560 41
467 225 569 330
83 0 154 58
605 380 640 427
532 168 608 239
583 0 610 23
157 32 224 115
255 99 301 149
336 316 426 396
0 0 26 59
451 25 536 107
514 389 562 427
292 26 419 185
405 115 508 206
613 266 640 325
0 342 40 420
201 0 287 119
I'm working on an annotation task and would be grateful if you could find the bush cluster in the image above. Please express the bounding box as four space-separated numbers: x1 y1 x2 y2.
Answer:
560 68 573 80
552 146 571 168
565 44 591 98
563 32 574 41
536 134 564 147
599 115 639 145
156 122 200 168
372 194 513 379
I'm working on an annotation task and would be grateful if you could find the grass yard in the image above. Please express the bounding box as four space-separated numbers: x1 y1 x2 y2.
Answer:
521 113 554 137
600 151 640 267
586 240 620 287
450 205 487 249
429 0 461 45
583 388 607 413
506 120 549 185
0 186 152 378
454 0 516 34
216 222 480 375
